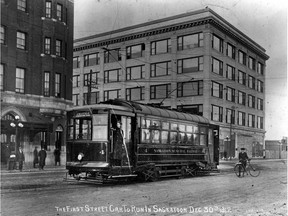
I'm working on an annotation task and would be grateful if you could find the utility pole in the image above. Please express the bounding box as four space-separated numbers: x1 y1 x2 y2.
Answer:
87 69 92 105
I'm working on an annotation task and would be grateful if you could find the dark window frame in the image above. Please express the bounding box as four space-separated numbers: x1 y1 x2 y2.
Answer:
104 69 121 83
211 105 223 122
151 39 171 55
15 67 25 93
126 65 145 80
212 57 223 76
177 56 204 73
16 31 27 50
177 32 203 50
104 89 121 101
44 37 51 54
126 86 145 101
150 84 171 99
44 71 50 97
84 53 100 67
126 44 145 59
212 34 223 53
150 61 171 77
55 73 61 98
211 81 223 98
226 43 236 59
17 0 27 12
45 1 52 18
177 80 203 97
104 49 121 63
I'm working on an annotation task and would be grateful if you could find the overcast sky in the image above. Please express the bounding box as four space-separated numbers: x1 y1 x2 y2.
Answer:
74 0 288 140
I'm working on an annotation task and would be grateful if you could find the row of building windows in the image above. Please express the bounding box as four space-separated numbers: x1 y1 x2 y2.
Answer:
212 34 264 75
73 33 264 76
72 80 263 111
73 58 204 85
1 0 66 23
211 81 264 110
211 104 264 129
0 64 62 97
212 57 263 91
0 25 66 58
0 66 27 93
72 33 203 67
73 61 263 97
72 80 203 105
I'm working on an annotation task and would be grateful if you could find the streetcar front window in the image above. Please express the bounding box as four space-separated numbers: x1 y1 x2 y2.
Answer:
75 119 92 140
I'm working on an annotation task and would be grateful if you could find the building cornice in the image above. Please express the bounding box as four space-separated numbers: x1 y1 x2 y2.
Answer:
74 8 269 60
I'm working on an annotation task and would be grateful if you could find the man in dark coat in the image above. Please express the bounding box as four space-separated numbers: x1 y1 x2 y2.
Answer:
33 147 39 168
112 121 124 166
54 148 61 166
38 148 47 170
17 146 25 172
239 148 249 168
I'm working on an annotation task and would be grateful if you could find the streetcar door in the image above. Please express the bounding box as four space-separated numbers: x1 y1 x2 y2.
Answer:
110 115 133 167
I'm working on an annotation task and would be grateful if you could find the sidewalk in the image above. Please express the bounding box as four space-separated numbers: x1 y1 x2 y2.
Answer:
1 164 66 175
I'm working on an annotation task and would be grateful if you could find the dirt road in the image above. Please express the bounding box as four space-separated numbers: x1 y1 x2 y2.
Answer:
1 160 287 216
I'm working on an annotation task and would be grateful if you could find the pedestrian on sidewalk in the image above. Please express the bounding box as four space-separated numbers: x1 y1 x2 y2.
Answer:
7 151 17 170
38 147 47 170
33 147 39 168
54 148 61 166
17 146 25 172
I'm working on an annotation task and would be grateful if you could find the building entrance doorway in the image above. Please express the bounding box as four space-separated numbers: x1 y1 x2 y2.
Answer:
55 125 63 150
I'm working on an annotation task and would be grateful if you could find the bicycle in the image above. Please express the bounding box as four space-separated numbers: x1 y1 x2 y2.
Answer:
234 159 260 177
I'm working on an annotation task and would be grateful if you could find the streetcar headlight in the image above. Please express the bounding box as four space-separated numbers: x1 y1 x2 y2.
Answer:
77 153 84 161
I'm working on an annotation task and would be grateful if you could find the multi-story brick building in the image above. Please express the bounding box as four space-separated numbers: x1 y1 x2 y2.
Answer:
1 0 74 165
72 8 269 159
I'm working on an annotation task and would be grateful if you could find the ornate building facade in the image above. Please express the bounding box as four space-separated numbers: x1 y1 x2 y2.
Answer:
1 0 74 165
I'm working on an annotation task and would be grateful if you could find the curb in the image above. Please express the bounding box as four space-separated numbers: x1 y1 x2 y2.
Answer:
1 166 66 175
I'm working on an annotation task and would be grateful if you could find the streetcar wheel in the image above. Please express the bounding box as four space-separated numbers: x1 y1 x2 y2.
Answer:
234 164 244 177
248 165 260 177
150 170 159 182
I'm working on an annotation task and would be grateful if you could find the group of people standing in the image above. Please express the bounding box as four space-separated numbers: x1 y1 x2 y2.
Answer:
33 147 47 170
7 146 61 171
33 147 61 170
7 146 25 171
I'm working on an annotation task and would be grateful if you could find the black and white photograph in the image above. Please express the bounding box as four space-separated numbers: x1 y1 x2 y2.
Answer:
0 0 287 215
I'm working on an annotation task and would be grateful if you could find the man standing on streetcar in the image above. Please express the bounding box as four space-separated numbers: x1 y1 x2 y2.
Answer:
112 120 124 166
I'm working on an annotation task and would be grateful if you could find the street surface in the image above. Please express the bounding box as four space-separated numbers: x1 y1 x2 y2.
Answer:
0 159 287 216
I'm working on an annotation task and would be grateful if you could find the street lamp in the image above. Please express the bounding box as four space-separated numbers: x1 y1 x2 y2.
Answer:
225 136 229 160
10 115 24 151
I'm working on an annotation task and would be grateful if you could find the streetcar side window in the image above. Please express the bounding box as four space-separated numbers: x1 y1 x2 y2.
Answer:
178 124 186 144
161 121 170 144
170 131 178 144
150 120 160 144
199 127 208 146
67 117 74 140
161 131 169 143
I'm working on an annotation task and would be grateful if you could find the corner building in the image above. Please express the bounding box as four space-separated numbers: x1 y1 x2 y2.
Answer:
1 0 74 165
73 8 269 159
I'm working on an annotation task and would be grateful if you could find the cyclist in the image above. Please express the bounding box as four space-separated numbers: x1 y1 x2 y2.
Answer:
239 147 249 169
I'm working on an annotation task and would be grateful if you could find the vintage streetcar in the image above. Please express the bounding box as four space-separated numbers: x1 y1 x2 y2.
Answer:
66 99 219 183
